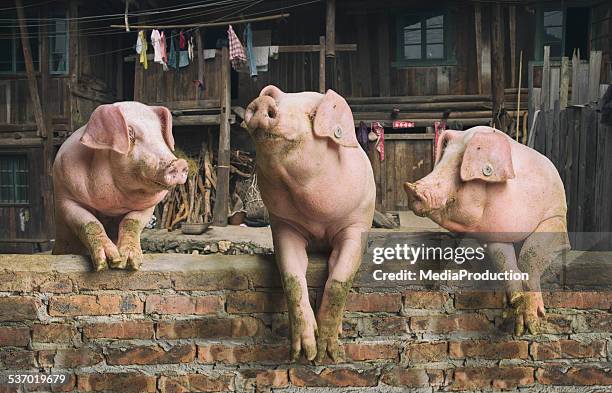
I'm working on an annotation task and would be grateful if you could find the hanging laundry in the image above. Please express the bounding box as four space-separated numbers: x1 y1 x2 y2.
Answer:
203 49 216 59
269 45 279 60
159 31 168 70
244 23 257 79
179 30 186 49
136 30 148 70
188 35 195 61
177 30 189 68
372 122 385 161
227 24 247 71
357 121 369 151
167 31 177 69
151 30 165 65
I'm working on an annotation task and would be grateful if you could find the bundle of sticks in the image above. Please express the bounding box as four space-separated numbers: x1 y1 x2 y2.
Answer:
157 133 255 231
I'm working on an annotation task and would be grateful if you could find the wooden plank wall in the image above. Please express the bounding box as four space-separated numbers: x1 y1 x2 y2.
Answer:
533 105 612 250
367 136 434 211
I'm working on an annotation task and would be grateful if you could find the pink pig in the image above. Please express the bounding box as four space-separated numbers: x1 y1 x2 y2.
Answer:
404 126 570 335
52 102 188 271
244 86 375 362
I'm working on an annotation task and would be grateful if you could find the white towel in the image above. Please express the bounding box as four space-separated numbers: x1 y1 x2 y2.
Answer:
203 49 216 59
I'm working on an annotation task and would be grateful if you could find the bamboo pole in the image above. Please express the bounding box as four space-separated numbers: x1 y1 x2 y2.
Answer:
516 50 522 142
110 13 289 29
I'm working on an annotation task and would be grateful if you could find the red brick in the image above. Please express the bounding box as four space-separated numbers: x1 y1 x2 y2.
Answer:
78 373 156 392
410 313 491 333
449 340 528 359
240 369 289 390
0 297 40 321
145 295 223 315
540 313 573 334
82 320 154 340
381 367 444 387
157 317 264 339
404 342 448 362
0 327 30 347
344 343 399 361
346 293 401 312
38 277 74 293
403 291 449 309
289 368 378 387
106 344 195 365
173 271 249 291
532 340 606 360
356 316 409 336
452 367 534 390
158 374 234 393
38 348 103 368
71 271 172 291
537 366 612 386
32 324 77 343
198 344 289 363
0 349 37 369
48 294 142 316
543 291 612 309
455 291 505 309
227 291 286 313
584 313 612 332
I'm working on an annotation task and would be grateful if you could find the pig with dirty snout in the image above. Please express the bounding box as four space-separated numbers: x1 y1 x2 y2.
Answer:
244 86 375 363
404 126 570 335
52 102 188 271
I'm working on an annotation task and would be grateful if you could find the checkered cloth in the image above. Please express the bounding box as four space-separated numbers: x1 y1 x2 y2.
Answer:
372 122 385 161
228 25 247 71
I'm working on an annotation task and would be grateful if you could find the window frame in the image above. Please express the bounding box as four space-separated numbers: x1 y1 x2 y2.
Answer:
0 152 30 207
0 10 40 75
393 9 455 68
48 10 69 76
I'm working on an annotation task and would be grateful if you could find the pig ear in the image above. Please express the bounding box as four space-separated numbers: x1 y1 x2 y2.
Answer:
80 104 129 154
151 106 175 151
460 131 516 182
312 89 358 148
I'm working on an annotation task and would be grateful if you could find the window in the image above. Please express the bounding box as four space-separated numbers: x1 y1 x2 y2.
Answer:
0 155 29 204
543 10 563 57
397 12 448 64
538 5 589 59
0 11 39 73
49 11 68 74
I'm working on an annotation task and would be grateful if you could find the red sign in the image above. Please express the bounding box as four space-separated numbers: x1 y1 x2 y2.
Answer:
392 120 415 129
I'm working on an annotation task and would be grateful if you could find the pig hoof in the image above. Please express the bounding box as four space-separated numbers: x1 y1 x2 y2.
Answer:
119 243 143 271
289 314 318 362
315 334 344 364
507 291 545 336
90 241 120 272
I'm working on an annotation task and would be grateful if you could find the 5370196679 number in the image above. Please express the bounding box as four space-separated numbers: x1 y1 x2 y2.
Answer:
6 374 67 384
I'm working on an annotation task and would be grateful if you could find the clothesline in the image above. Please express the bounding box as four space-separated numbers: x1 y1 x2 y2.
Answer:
109 13 289 30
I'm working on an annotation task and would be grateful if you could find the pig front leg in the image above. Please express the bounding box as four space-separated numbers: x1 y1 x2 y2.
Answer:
271 218 318 362
515 215 570 335
315 227 364 363
55 199 121 271
485 242 539 335
115 207 154 270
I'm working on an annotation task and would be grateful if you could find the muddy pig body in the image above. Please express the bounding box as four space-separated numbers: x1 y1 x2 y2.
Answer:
244 86 375 362
404 126 569 335
52 102 188 271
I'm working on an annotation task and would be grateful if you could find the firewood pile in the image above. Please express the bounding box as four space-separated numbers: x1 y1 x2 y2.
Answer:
156 137 255 231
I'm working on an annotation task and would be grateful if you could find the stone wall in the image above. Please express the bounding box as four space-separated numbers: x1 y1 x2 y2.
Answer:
0 253 610 392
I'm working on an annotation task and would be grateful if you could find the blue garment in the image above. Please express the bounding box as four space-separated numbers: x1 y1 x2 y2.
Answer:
167 31 177 69
179 50 189 67
244 23 257 78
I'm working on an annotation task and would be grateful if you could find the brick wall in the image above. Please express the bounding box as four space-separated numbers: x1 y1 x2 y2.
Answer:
0 253 610 392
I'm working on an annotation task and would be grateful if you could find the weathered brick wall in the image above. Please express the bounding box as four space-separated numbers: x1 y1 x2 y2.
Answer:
0 253 610 393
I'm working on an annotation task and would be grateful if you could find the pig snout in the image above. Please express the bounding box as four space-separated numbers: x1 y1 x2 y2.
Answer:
162 159 188 186
245 95 279 133
404 181 446 217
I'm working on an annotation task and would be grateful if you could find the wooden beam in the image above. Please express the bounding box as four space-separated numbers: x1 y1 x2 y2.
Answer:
15 0 46 138
509 6 517 88
490 2 505 126
40 7 54 238
212 46 231 226
325 0 336 57
541 46 551 111
559 56 570 109
377 13 390 97
196 28 205 101
111 13 289 29
588 51 602 102
319 36 326 93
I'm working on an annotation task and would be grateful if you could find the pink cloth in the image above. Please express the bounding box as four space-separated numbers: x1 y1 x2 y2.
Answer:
227 24 247 71
372 122 385 161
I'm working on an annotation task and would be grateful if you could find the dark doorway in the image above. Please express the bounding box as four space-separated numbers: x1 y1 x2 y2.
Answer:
564 7 589 58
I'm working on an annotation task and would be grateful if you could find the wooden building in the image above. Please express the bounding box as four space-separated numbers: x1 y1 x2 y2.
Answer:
1 0 611 250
